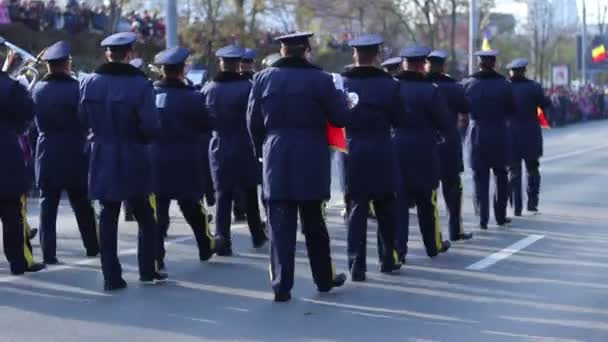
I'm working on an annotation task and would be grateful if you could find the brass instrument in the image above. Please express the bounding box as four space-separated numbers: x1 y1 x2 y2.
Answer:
1 36 41 90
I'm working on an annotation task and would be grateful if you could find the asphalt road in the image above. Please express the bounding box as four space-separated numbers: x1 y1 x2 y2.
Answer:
1 120 608 342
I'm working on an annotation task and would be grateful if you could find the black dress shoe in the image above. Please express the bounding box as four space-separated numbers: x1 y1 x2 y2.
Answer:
497 218 512 227
26 263 46 273
527 208 539 214
28 228 38 240
104 278 128 291
451 232 474 241
350 265 366 282
274 292 291 302
319 273 347 292
479 223 488 230
199 250 214 262
215 238 233 256
44 258 60 265
379 262 402 274
233 214 247 223
140 272 169 283
398 253 406 264
514 210 522 217
439 240 451 253
253 234 268 249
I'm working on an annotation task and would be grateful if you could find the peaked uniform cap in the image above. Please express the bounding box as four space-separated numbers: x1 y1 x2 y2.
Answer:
42 41 71 61
101 32 137 47
154 47 190 65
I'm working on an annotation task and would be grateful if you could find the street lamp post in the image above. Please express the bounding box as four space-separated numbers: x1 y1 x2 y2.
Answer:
469 0 478 75
581 0 587 84
166 0 178 49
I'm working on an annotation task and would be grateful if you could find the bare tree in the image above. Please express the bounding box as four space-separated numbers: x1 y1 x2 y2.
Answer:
598 2 608 36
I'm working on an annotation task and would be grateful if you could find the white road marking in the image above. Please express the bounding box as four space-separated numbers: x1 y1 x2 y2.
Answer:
466 234 544 271
543 143 608 163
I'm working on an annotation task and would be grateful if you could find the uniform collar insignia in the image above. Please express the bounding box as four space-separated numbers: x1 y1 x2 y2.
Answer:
341 66 392 79
41 72 78 82
424 72 455 83
470 69 505 79
213 71 250 82
271 57 322 70
95 62 146 77
395 70 426 81
154 78 193 89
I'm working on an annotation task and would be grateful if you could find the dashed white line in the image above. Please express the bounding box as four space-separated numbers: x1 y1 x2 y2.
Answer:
466 234 545 271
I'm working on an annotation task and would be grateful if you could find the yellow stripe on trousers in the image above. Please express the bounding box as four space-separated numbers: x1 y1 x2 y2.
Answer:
432 190 443 251
20 195 34 267
147 194 160 272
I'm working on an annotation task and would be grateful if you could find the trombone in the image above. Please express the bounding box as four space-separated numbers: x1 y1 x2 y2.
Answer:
1 36 41 91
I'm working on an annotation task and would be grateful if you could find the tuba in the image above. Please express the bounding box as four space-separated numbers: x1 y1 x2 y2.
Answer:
1 36 40 90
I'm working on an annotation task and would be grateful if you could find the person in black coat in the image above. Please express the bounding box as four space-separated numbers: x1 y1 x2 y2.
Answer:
79 32 167 290
247 32 350 302
341 34 402 281
393 45 452 261
0 38 45 275
31 41 99 264
201 45 267 257
506 58 550 215
462 50 516 229
425 50 474 241
150 47 215 269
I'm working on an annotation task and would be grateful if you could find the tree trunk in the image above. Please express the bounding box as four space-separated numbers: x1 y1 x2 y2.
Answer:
449 0 458 75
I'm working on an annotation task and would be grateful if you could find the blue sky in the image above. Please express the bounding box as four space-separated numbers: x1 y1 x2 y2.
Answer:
494 0 604 24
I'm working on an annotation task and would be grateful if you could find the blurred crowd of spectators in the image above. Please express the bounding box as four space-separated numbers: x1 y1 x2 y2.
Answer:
546 85 608 127
0 0 165 40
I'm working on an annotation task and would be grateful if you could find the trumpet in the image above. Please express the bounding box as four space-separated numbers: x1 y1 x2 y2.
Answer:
1 36 41 90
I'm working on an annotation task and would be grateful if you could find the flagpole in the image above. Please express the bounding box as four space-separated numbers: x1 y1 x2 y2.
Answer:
468 0 478 75
581 0 587 84
166 0 178 49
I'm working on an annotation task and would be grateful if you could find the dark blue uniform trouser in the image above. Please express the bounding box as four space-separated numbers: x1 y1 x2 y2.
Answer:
98 197 158 283
156 196 214 264
473 164 509 226
267 200 335 295
0 196 34 274
440 174 464 240
215 187 265 246
232 189 246 219
509 158 540 213
39 187 99 262
396 188 446 258
347 195 399 273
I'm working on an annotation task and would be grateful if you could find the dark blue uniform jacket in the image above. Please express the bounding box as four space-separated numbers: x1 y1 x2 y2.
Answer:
0 71 34 199
425 72 471 178
247 57 351 201
32 73 89 191
342 66 401 198
202 72 259 192
509 76 550 160
393 71 450 192
79 63 160 201
151 79 209 199
462 70 515 170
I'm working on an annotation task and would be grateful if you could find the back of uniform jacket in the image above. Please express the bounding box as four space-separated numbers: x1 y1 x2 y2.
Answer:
393 70 450 191
426 72 471 177
202 71 259 191
247 57 351 201
0 72 34 198
79 62 159 201
342 66 401 197
510 77 549 160
151 79 209 199
462 70 515 169
32 73 89 191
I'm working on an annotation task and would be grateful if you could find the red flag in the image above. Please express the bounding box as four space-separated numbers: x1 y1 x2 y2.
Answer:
326 122 347 152
537 107 550 129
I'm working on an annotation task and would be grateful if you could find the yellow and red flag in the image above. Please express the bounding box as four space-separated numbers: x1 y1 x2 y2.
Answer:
326 122 347 152
592 44 607 63
537 107 550 129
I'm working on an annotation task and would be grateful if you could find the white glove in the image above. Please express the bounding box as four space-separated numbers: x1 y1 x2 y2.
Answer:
332 73 345 91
